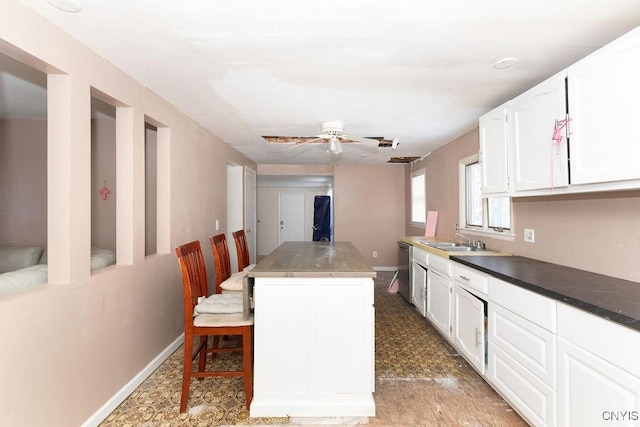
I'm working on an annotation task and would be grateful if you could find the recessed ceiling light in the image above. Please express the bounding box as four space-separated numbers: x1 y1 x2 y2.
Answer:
47 0 82 12
493 57 518 70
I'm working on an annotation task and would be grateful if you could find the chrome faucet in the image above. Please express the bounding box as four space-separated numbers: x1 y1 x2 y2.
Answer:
455 232 474 246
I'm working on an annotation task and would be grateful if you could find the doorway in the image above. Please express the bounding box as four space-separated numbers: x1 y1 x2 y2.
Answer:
278 194 305 244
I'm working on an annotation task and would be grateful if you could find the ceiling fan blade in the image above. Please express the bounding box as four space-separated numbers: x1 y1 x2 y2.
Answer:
288 136 324 149
340 135 380 146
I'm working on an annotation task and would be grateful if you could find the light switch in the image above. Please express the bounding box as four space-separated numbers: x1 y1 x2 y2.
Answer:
215 220 220 231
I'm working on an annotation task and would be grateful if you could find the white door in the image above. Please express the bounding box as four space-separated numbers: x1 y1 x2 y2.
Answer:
279 194 305 244
427 270 452 338
511 72 568 192
479 102 511 195
453 284 486 375
244 167 256 262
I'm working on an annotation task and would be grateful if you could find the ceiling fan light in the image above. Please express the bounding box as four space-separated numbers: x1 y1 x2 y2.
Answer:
392 138 400 149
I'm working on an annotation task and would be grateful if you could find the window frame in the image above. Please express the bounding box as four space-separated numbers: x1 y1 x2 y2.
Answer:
458 155 515 240
410 168 426 227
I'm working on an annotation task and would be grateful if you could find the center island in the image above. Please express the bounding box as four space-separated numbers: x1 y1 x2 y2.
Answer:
247 241 377 417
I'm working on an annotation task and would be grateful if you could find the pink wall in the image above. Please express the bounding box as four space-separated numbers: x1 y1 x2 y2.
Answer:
334 164 406 267
407 129 640 283
0 119 47 247
0 2 256 426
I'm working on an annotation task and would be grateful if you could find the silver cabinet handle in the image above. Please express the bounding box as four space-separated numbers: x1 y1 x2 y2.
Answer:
475 328 481 348
459 275 470 281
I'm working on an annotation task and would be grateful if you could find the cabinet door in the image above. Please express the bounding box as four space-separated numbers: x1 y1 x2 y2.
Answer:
489 344 557 427
479 102 510 195
426 270 452 338
568 28 640 185
411 262 427 317
558 338 640 427
453 284 486 375
511 72 568 192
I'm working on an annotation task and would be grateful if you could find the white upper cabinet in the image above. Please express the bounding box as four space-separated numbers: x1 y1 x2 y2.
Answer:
479 102 511 195
567 27 640 186
479 26 640 196
511 72 569 193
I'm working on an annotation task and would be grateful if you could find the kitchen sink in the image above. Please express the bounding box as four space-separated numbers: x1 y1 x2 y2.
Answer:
421 241 489 252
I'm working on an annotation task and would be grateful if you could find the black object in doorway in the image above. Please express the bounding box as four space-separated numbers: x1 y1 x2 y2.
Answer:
313 195 332 241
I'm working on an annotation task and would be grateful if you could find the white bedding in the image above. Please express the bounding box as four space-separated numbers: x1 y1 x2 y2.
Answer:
0 247 116 296
0 264 48 295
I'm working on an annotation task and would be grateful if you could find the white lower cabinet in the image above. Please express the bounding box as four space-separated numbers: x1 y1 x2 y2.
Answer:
488 278 557 427
426 269 452 338
453 284 486 375
557 303 640 427
489 304 557 426
411 261 427 316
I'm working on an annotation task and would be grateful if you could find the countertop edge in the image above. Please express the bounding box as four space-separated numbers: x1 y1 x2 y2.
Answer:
451 255 640 333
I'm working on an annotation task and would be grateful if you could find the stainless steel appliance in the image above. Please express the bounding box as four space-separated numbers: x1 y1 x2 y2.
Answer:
397 241 411 303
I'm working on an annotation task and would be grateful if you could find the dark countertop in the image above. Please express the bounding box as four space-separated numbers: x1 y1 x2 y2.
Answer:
248 241 377 278
452 255 640 332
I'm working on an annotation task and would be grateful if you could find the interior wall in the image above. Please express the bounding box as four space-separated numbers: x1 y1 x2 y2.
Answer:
144 125 157 256
407 128 640 283
91 118 116 251
0 119 47 247
334 164 406 267
0 2 257 426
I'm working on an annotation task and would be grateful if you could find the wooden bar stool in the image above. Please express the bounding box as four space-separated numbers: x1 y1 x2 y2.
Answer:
175 240 253 412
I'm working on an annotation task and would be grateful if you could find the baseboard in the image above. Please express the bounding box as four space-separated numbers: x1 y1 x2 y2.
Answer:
373 266 398 272
81 333 185 427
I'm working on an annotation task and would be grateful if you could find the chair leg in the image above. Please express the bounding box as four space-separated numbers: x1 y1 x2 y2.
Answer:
180 333 194 413
242 326 253 409
197 336 208 376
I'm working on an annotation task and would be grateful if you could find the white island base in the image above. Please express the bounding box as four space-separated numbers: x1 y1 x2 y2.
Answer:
248 242 376 418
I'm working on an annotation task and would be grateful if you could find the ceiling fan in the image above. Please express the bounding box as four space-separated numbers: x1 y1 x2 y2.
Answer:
263 121 398 155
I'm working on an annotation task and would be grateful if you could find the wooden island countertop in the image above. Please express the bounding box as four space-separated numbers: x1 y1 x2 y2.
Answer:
248 241 377 278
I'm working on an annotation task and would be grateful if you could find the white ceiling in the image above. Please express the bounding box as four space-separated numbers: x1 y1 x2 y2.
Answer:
9 0 640 165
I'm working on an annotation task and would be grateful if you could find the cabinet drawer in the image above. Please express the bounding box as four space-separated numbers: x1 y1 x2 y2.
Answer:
453 263 488 295
428 253 451 276
490 278 556 332
412 246 429 267
489 343 557 427
489 303 556 388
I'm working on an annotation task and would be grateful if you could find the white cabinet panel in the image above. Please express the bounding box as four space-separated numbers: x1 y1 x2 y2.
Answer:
252 277 375 417
511 72 568 193
489 277 557 333
427 270 453 338
489 344 557 427
568 27 640 186
453 284 486 375
558 338 640 427
479 102 511 195
412 261 427 317
490 303 556 387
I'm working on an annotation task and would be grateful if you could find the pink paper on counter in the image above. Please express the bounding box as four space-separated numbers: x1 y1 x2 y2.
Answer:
424 211 438 237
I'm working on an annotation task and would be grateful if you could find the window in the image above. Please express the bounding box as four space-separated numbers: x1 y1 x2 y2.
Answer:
459 156 512 237
411 169 426 224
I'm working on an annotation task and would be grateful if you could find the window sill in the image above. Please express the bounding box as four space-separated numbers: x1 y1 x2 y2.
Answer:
457 227 515 241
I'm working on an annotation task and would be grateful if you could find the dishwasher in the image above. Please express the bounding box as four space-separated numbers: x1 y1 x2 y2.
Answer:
396 241 411 303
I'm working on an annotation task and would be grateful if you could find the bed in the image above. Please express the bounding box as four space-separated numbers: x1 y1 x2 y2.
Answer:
0 246 116 296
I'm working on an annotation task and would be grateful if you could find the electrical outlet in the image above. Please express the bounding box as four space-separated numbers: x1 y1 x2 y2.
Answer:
215 220 220 231
524 228 535 243
372 251 378 258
